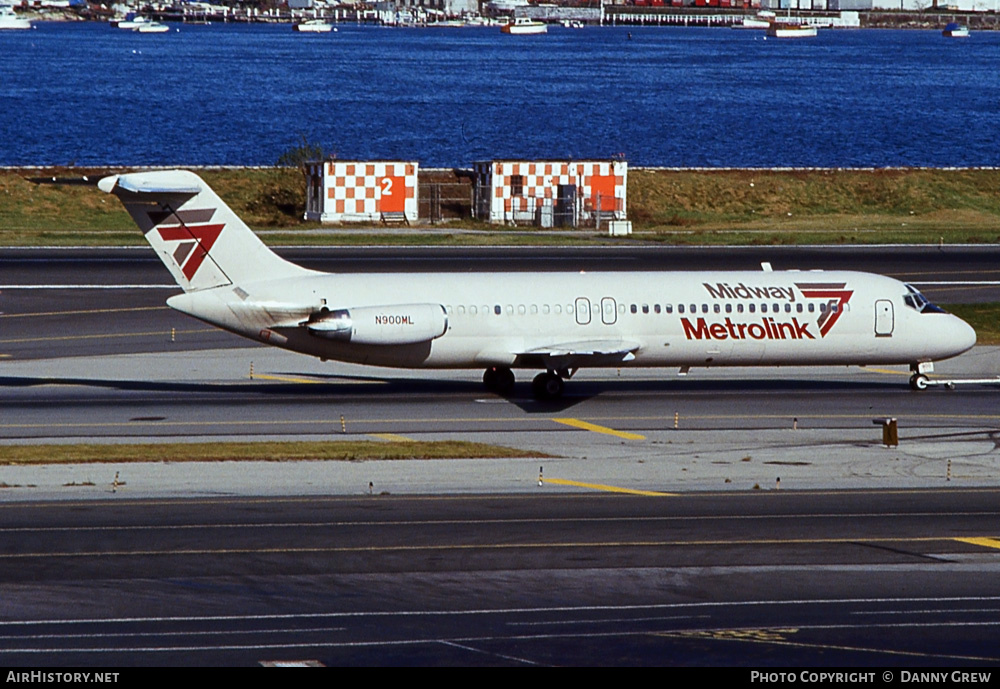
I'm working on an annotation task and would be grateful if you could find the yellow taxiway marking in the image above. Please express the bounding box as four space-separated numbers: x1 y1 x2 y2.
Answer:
542 478 676 497
864 367 909 376
0 328 216 345
369 433 416 442
251 373 385 386
552 417 645 440
0 306 168 319
955 537 1000 550
251 373 324 385
0 535 989 560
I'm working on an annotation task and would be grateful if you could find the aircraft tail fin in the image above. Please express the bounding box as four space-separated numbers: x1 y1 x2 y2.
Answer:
99 170 311 292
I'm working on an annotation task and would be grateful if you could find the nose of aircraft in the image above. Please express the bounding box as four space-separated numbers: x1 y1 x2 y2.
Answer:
950 313 978 355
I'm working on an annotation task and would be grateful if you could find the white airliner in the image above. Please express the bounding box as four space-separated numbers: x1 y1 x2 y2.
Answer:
99 170 977 398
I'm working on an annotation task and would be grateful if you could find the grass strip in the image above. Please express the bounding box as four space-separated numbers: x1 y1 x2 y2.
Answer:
0 441 552 465
7 167 1000 246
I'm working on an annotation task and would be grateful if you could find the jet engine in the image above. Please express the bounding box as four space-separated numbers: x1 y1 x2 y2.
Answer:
304 303 448 345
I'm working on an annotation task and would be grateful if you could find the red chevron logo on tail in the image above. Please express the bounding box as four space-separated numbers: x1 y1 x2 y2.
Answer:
152 207 224 281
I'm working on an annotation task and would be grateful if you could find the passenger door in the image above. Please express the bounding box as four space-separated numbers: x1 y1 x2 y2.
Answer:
875 299 894 337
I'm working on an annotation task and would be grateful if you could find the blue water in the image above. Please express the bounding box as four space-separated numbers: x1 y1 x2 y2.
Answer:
1 21 999 167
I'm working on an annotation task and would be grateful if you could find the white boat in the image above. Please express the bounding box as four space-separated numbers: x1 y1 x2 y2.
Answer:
136 21 170 33
294 18 333 32
942 22 969 38
732 10 774 30
113 14 151 29
766 23 817 38
501 17 546 35
0 5 31 30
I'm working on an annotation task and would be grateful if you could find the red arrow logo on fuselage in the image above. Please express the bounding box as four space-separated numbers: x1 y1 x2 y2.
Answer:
795 282 854 337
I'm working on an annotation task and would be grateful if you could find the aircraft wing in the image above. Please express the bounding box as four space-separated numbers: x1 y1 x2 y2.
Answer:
515 340 640 369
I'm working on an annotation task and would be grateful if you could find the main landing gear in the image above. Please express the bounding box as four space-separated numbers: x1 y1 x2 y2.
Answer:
482 367 568 400
531 371 564 400
482 366 515 395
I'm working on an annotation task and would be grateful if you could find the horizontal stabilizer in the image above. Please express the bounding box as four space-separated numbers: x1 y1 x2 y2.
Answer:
98 172 202 196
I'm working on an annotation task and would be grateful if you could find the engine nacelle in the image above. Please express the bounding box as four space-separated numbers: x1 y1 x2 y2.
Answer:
305 303 448 345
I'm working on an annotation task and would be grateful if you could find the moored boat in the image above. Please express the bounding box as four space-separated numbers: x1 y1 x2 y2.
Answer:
0 4 31 30
294 18 333 33
501 17 547 35
766 22 817 38
942 22 969 38
136 21 170 33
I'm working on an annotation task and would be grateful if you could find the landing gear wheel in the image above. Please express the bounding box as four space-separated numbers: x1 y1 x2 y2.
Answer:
532 371 564 400
483 366 515 395
909 373 929 391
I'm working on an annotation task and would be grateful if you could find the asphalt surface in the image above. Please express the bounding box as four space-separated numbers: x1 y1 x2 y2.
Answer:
3 246 1000 667
2 490 1000 666
3 245 1000 500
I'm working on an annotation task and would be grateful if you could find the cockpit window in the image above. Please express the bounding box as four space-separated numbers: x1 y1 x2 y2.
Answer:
903 284 946 313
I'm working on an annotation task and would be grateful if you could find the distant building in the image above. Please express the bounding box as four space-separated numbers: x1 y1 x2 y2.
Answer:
305 161 420 224
395 0 479 15
828 0 872 10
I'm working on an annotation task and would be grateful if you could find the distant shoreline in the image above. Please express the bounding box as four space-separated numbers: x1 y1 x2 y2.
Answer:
18 8 1000 31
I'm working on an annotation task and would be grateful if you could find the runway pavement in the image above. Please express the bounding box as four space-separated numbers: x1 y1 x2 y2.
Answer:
4 248 1000 666
2 344 1000 500
3 245 1000 501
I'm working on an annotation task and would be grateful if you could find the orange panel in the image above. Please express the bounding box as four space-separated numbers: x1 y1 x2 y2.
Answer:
366 165 375 176
336 200 344 214
377 176 406 213
590 174 618 210
346 165 355 176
